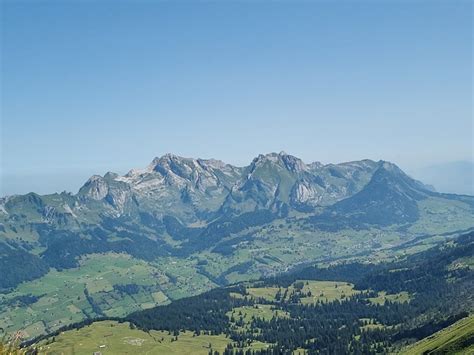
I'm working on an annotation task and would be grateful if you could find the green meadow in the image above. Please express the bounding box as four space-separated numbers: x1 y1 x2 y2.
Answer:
0 253 171 339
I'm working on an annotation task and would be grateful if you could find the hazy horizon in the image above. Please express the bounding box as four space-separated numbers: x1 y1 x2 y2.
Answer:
2 1 472 196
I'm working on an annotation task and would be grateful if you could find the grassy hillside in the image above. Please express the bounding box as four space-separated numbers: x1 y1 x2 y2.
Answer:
401 315 474 355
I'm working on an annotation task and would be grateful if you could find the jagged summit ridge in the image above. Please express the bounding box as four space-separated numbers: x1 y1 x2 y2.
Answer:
75 153 418 217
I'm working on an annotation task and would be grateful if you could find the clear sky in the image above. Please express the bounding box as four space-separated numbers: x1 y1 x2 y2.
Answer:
1 0 472 195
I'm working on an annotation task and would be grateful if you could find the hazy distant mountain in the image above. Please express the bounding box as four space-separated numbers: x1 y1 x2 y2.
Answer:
412 161 473 196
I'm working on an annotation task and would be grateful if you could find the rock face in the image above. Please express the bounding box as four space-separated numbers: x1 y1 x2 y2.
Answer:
0 197 9 215
78 175 109 200
291 178 323 206
148 154 242 193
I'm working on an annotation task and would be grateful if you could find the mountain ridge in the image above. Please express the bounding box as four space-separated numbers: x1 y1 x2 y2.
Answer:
97 154 441 221
0 152 468 231
1 152 471 276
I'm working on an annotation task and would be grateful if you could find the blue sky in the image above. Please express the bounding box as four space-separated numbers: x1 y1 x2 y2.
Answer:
1 0 472 195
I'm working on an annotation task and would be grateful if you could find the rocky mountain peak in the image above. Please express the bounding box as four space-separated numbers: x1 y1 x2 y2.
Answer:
372 160 433 195
280 153 307 173
151 154 194 178
250 152 307 173
308 161 324 171
78 175 109 200
127 154 238 196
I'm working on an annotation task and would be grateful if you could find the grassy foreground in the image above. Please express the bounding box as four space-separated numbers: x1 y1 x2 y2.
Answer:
401 315 474 355
34 320 270 355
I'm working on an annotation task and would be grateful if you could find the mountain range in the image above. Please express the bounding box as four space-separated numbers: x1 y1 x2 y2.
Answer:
2 152 467 225
0 152 473 340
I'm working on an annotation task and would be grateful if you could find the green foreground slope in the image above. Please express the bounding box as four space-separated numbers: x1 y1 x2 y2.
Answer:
401 316 474 355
